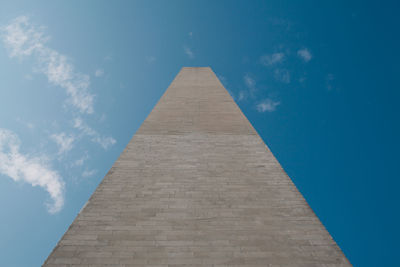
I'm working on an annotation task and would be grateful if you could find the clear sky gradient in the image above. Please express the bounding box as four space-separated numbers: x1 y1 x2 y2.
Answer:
0 1 399 266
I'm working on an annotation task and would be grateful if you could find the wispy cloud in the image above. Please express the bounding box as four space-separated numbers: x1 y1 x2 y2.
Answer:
183 45 194 59
24 74 33 80
94 69 104 77
238 74 258 102
217 75 235 99
0 129 64 213
51 132 74 155
1 16 48 57
73 117 116 149
238 90 247 101
188 32 193 38
244 74 256 89
73 152 89 167
146 56 156 64
16 117 35 129
256 99 281 112
82 169 96 178
1 16 94 114
260 52 285 66
218 75 227 86
269 18 292 31
297 48 312 62
326 73 335 91
274 69 291 83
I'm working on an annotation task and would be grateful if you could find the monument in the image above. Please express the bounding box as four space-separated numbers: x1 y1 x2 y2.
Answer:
43 67 351 266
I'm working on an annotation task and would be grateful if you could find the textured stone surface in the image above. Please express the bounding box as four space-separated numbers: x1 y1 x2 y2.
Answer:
43 67 351 266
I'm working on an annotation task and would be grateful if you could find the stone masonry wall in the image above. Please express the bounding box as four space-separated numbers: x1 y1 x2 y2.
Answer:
43 67 351 266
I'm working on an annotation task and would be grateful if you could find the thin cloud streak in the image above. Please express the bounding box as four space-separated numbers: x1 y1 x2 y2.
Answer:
0 129 64 213
73 117 116 149
94 69 104 77
238 73 257 102
326 73 335 91
256 99 280 112
183 45 194 59
51 132 74 155
146 56 156 64
73 152 89 167
1 16 94 114
238 90 247 101
244 74 256 89
260 52 285 66
2 16 115 149
274 69 291 83
82 169 96 178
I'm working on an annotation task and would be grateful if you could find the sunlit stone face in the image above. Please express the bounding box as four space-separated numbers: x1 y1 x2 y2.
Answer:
44 67 350 266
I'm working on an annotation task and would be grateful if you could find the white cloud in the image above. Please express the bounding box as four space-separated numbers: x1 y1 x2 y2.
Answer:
16 117 35 129
217 75 227 86
146 56 156 64
274 69 291 83
260 52 285 66
269 18 291 30
326 73 335 91
73 117 116 149
183 45 194 59
0 129 64 213
51 132 74 155
74 152 89 167
256 99 280 112
238 90 247 101
94 69 104 77
1 16 48 57
238 74 257 102
104 55 112 61
297 48 312 62
244 74 255 89
1 16 94 114
82 169 96 178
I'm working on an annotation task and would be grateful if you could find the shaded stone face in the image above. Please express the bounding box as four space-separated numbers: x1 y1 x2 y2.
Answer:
44 67 351 266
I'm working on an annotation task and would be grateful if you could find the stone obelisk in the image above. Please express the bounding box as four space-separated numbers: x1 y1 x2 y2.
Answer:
44 67 351 266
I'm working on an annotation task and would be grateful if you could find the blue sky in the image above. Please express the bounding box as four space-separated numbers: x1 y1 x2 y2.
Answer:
0 1 399 266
